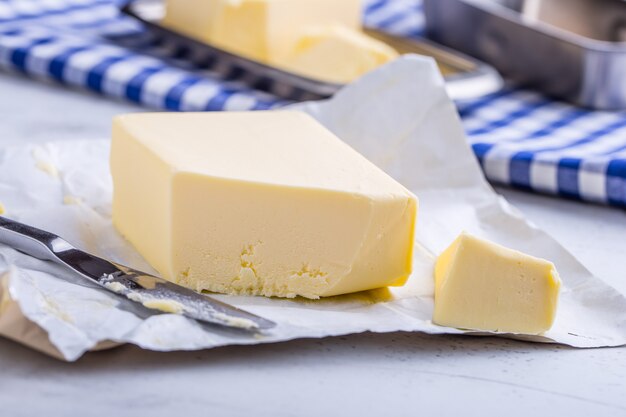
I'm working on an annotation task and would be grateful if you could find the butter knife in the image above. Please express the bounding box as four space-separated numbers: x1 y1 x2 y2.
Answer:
0 216 276 331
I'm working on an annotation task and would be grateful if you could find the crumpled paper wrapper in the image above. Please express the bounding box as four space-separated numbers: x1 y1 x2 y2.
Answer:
0 56 625 361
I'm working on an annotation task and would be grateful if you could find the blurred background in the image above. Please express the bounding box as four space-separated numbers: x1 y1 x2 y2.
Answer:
1 0 625 209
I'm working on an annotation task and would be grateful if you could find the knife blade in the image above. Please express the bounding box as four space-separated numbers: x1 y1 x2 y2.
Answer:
0 216 276 331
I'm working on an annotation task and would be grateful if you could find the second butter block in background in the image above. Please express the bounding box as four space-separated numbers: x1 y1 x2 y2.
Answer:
110 111 418 299
281 25 399 84
161 0 361 63
160 0 398 83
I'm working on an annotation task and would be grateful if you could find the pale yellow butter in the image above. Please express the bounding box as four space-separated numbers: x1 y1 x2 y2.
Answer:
63 195 82 205
142 299 185 314
35 160 59 178
281 25 398 83
110 111 417 299
104 281 126 293
433 233 561 334
162 0 362 63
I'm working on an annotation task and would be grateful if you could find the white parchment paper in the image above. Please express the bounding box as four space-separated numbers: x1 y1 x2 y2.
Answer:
0 56 624 361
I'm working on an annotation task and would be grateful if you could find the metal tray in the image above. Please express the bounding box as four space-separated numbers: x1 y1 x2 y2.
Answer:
423 0 626 110
121 0 503 101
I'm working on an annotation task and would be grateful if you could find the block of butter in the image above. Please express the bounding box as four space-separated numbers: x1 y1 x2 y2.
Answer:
110 111 417 299
281 25 399 84
433 233 561 334
162 0 362 63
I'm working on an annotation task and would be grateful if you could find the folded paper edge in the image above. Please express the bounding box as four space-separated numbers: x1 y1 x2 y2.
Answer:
0 268 123 361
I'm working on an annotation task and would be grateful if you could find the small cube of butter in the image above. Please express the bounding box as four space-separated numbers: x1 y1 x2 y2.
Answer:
111 111 417 299
433 232 561 334
162 0 362 63
281 25 399 83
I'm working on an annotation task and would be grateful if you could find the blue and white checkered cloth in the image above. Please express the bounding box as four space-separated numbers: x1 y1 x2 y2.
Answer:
1 0 625 207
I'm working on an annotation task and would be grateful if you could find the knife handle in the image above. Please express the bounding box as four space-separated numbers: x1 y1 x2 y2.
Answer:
0 216 65 262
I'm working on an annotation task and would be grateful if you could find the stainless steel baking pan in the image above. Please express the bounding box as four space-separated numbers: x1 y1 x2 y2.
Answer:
121 0 503 101
423 0 626 110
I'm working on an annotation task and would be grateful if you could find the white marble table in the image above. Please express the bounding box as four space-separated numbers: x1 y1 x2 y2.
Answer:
1 73 625 417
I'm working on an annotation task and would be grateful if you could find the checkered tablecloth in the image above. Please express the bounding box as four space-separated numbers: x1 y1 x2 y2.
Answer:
1 0 625 207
